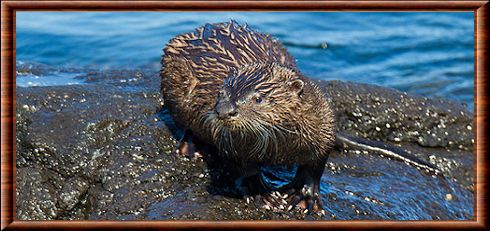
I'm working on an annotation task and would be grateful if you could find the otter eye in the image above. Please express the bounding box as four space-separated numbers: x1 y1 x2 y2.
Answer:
253 95 263 104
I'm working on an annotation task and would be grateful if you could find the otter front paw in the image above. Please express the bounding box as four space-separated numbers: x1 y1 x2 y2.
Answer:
176 132 203 159
176 140 202 159
282 185 325 215
244 191 288 211
239 174 288 211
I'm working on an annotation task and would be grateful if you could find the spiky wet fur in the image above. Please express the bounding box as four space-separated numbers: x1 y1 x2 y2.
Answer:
161 21 335 168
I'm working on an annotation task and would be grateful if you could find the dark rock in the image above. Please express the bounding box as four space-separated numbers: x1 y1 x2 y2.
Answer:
15 66 474 220
320 80 473 150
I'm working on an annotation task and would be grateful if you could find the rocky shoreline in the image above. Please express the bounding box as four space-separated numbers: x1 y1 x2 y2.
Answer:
16 65 474 220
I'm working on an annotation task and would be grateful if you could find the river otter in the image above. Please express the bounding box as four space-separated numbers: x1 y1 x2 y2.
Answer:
161 21 334 213
160 21 440 214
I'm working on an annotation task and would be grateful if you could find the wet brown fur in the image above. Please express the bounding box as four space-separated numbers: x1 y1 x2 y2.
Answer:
161 21 335 167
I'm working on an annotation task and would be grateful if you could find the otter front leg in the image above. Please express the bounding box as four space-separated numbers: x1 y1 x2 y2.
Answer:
280 157 328 214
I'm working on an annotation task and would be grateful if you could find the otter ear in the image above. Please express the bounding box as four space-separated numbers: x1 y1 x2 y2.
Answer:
288 79 304 95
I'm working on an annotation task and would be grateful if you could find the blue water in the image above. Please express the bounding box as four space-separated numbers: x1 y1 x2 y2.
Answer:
16 12 474 111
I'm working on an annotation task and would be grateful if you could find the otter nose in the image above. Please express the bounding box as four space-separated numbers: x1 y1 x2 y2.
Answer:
215 102 238 119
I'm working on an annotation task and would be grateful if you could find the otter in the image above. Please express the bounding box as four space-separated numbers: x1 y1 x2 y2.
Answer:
160 21 440 213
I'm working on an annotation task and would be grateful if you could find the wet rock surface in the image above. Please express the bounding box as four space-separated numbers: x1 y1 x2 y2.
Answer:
16 66 474 220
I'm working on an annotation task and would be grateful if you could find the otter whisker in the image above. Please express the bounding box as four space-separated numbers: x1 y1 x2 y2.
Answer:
253 121 273 159
247 120 267 158
199 111 215 127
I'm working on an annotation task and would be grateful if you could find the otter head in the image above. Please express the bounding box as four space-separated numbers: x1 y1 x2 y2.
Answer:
206 62 305 157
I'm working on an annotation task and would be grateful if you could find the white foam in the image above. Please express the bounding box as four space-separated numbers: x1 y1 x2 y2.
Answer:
16 72 85 87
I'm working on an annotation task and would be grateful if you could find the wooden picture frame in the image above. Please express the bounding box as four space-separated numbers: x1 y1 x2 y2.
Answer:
1 0 487 229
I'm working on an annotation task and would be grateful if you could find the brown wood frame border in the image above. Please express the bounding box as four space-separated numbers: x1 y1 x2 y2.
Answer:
1 0 488 230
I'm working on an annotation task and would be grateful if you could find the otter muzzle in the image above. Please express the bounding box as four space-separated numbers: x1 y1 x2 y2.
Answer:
215 101 238 119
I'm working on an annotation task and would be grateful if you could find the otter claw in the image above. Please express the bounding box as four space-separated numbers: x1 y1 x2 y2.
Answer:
320 209 326 216
246 192 288 211
176 132 203 159
256 194 275 208
282 186 324 214
177 141 202 159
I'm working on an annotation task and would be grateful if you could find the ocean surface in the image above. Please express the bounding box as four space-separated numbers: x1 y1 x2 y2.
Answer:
16 12 474 111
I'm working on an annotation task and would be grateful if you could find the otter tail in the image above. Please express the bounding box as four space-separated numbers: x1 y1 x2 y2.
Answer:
335 132 442 175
